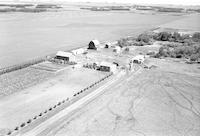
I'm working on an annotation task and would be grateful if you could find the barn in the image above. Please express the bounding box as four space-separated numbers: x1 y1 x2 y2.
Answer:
99 61 117 73
88 40 100 50
55 51 75 62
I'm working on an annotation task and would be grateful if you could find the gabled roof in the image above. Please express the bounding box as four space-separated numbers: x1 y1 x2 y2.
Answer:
100 61 115 67
132 55 145 61
91 39 100 46
56 51 73 57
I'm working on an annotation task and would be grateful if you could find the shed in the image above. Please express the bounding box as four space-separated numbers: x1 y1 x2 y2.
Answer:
99 61 117 73
131 55 145 64
105 42 111 48
113 46 121 53
56 51 75 62
88 40 100 50
71 48 85 55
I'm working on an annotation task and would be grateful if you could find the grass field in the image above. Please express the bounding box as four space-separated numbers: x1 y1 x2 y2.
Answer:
50 58 200 136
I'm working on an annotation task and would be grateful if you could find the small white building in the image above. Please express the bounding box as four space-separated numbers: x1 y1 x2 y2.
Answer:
56 51 75 62
105 42 111 48
113 46 121 54
131 55 145 64
99 61 117 73
71 48 85 55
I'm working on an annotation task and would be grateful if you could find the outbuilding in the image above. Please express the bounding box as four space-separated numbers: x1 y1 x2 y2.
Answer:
113 46 121 54
55 51 75 62
105 42 111 48
99 61 117 73
88 40 100 50
71 48 85 55
131 55 145 64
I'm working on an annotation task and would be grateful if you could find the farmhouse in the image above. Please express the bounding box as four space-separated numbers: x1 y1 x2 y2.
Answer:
71 48 85 55
99 61 117 73
55 51 75 62
131 55 145 64
88 40 100 50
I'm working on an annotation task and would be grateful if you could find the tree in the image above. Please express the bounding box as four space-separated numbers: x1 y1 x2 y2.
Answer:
190 54 199 61
192 32 200 42
172 32 181 42
137 34 150 43
157 32 172 41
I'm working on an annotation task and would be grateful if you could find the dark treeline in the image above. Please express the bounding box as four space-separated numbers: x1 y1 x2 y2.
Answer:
117 31 200 61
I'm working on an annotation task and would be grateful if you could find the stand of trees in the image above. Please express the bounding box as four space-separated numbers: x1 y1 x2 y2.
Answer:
154 32 200 61
117 31 200 62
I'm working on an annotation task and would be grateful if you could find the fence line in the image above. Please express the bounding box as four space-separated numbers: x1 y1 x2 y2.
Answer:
6 73 112 136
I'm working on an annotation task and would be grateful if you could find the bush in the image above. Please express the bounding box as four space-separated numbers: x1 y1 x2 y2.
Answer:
7 131 12 135
156 32 172 41
137 34 151 43
14 127 19 130
190 54 199 61
20 123 26 127
192 32 200 42
39 113 43 116
27 119 32 123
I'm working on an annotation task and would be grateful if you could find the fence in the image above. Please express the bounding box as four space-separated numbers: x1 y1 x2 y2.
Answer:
6 73 113 136
0 57 46 75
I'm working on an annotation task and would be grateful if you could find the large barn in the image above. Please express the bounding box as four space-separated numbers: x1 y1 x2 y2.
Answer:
55 51 75 62
88 40 100 50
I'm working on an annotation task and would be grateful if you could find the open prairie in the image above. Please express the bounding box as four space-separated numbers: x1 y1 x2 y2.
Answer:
0 10 183 68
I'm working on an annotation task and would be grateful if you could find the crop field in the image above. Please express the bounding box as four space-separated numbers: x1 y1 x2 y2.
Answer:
30 61 69 72
159 14 200 31
0 66 54 97
0 67 108 134
50 58 200 136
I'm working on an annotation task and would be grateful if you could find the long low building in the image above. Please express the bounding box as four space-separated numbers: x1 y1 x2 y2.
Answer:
99 61 117 73
56 51 75 62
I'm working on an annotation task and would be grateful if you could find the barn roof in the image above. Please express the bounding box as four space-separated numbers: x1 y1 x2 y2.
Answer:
56 51 73 58
91 39 100 46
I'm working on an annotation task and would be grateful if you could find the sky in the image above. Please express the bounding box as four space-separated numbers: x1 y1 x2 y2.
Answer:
72 0 200 5
1 0 200 5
